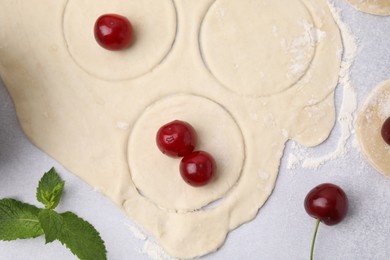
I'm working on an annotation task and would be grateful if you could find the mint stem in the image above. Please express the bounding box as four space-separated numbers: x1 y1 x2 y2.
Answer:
310 218 321 260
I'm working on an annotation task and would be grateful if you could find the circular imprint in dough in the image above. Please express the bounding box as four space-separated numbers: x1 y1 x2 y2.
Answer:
128 94 245 211
357 80 390 177
346 0 390 16
199 0 316 97
63 0 177 81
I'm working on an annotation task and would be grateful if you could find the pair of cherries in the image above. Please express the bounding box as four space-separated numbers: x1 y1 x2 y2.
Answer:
156 120 216 187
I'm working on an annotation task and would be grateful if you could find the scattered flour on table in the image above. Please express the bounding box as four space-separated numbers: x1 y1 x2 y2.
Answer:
287 3 359 170
126 224 177 260
126 224 147 240
143 241 178 260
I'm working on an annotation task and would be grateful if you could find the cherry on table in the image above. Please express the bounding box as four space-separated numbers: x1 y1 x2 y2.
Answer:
94 14 134 51
304 183 348 260
381 117 390 145
180 151 216 187
304 183 348 225
156 120 198 158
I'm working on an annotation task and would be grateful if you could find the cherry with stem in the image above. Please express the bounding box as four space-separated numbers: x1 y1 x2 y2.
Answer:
304 183 348 260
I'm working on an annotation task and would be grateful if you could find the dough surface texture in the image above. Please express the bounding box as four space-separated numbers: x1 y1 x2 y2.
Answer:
357 80 390 176
346 0 390 16
0 0 342 258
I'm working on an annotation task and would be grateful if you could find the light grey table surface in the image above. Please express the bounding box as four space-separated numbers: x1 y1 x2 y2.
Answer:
1 0 390 259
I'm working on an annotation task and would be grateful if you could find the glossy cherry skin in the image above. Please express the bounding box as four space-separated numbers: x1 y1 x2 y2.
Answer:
304 183 348 226
156 120 197 158
180 151 216 187
94 14 134 51
382 117 390 146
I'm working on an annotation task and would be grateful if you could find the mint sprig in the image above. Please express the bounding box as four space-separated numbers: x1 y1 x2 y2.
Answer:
0 168 107 260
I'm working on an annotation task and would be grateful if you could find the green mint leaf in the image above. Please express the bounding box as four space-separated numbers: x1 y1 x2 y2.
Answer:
38 209 63 244
1 169 107 260
58 212 107 260
36 167 65 209
0 199 44 240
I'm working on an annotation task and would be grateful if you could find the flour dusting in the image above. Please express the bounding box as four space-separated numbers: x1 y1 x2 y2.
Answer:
126 223 177 260
287 3 359 169
375 90 390 120
126 224 147 240
286 19 316 79
143 241 178 260
116 121 130 130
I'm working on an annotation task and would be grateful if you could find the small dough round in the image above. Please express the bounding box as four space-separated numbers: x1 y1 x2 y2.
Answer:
346 0 390 16
357 80 390 176
128 94 245 211
63 0 177 80
200 0 316 96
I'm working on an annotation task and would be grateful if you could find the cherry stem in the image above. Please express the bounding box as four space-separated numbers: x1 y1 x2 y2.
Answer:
310 218 321 260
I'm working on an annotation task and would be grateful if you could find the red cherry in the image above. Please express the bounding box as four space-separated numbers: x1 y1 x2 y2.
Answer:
304 183 348 260
180 151 216 187
304 183 348 225
381 117 390 145
156 120 197 158
94 14 134 51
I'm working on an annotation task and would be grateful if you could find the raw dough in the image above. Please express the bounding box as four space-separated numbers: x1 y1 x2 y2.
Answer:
346 0 390 16
200 0 316 96
128 94 245 211
357 80 390 176
0 0 342 258
63 0 177 80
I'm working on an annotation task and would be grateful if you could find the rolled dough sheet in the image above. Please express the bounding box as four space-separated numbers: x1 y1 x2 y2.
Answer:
0 0 342 258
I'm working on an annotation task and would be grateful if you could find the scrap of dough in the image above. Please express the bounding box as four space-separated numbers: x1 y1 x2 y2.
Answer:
346 0 390 16
0 0 342 258
357 80 390 176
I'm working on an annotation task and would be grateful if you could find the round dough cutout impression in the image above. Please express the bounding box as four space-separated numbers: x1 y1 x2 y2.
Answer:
346 0 390 16
200 0 316 97
128 94 245 211
63 0 177 80
357 80 390 177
